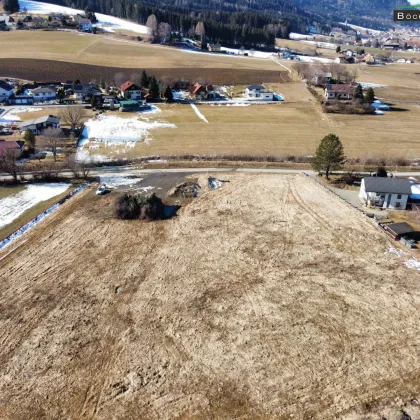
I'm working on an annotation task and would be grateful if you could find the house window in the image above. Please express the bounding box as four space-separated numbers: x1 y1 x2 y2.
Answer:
397 194 402 199
395 202 401 208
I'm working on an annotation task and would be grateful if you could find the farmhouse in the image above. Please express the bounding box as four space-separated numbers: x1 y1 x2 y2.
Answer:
244 84 273 101
359 177 411 210
120 81 143 100
0 140 24 158
28 86 57 101
313 72 332 87
324 84 354 100
189 83 214 100
0 80 14 99
18 115 60 135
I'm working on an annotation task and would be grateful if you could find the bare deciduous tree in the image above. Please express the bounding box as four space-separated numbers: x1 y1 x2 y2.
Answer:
65 153 91 179
114 72 127 87
158 22 171 43
0 148 21 181
38 127 64 161
195 21 205 39
146 14 158 35
59 106 88 132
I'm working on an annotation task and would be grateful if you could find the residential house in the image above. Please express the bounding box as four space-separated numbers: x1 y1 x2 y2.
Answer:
359 177 411 210
101 95 119 109
383 222 415 241
28 86 57 101
384 42 400 51
72 83 101 101
0 140 24 159
78 18 92 32
120 81 143 100
312 72 332 87
18 115 60 134
190 83 210 100
244 84 273 101
324 84 355 100
7 95 34 105
0 80 14 100
208 43 222 52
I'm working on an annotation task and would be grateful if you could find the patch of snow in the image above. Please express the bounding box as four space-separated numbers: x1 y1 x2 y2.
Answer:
338 22 382 36
19 0 150 34
0 107 43 123
100 175 142 186
405 259 420 270
289 32 314 40
80 114 176 145
220 47 274 59
190 104 209 123
0 184 87 250
297 55 335 64
76 114 175 162
359 82 387 88
0 183 70 229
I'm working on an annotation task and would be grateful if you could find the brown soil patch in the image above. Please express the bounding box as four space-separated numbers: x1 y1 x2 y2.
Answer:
0 59 290 85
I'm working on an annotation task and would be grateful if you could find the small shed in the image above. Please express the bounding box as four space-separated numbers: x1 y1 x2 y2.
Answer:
119 100 139 112
384 222 414 240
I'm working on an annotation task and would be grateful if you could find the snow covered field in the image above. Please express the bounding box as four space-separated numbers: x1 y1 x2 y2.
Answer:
0 107 42 124
19 0 150 34
77 113 176 161
338 22 382 36
289 33 314 40
0 183 70 229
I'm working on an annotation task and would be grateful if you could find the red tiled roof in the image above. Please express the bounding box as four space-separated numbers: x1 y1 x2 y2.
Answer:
0 140 22 155
121 81 138 92
326 84 354 94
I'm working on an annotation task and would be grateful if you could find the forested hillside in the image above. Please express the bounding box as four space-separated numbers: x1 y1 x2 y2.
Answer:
35 0 328 48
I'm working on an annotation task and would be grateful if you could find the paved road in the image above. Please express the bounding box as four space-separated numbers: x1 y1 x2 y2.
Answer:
2 166 420 182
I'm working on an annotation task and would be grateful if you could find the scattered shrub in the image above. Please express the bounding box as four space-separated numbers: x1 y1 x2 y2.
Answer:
114 193 166 221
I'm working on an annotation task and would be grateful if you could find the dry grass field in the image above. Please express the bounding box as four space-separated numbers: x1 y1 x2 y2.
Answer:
82 80 420 161
1 173 420 419
0 31 280 71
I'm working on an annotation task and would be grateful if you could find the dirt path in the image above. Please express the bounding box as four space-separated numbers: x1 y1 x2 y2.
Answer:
1 174 420 419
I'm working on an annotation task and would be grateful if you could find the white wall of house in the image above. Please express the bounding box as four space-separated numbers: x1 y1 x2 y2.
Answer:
245 88 273 101
359 180 408 209
30 91 57 101
121 90 142 100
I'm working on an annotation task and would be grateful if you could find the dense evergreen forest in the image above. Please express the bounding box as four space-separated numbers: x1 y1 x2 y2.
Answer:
34 0 328 48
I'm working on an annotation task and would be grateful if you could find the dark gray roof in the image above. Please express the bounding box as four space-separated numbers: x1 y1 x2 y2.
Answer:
386 222 414 235
31 86 57 93
363 177 411 194
0 80 13 91
247 84 264 90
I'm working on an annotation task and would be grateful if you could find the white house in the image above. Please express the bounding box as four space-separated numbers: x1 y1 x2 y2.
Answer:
244 84 273 101
0 80 14 100
120 81 143 100
18 115 60 134
359 177 411 210
28 86 57 101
